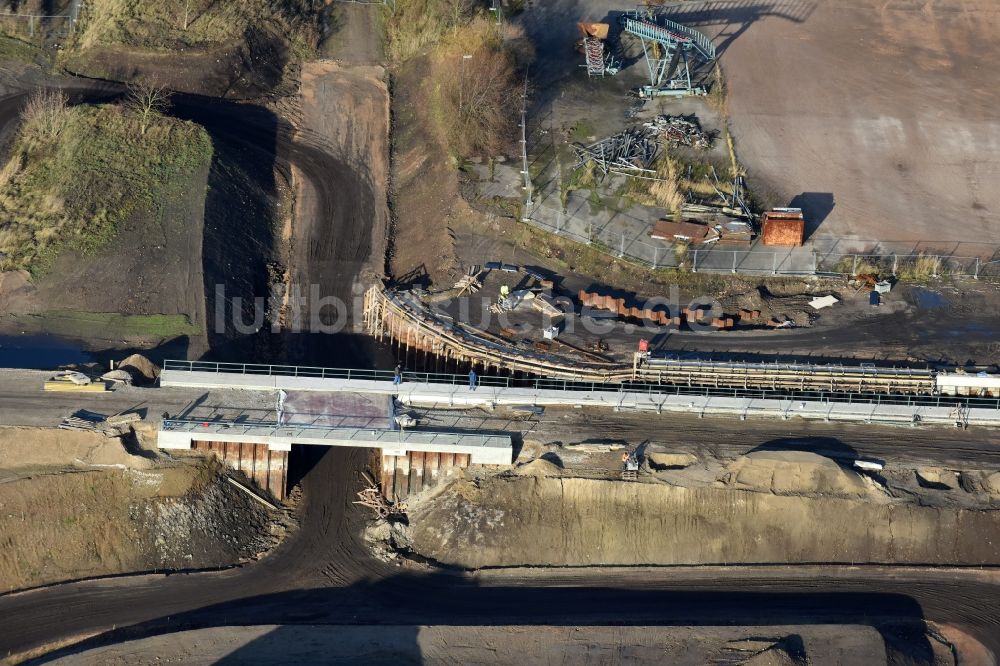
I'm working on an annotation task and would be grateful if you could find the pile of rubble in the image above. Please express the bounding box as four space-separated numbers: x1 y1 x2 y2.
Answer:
643 115 712 149
573 127 659 178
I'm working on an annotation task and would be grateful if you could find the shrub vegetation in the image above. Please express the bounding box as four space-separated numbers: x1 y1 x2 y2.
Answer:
0 90 212 274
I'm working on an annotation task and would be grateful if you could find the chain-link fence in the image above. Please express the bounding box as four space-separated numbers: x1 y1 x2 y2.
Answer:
0 8 77 42
523 200 1000 279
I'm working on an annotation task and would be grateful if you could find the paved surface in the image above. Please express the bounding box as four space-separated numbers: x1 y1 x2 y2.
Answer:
3 369 1000 469
159 369 1000 428
159 420 512 465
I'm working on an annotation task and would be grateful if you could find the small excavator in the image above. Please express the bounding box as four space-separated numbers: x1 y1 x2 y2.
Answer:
621 448 640 481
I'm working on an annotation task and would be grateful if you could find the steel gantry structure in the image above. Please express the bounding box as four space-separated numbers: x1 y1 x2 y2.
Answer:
621 11 716 96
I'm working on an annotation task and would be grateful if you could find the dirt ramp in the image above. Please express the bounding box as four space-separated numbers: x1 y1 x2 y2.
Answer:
407 475 1000 568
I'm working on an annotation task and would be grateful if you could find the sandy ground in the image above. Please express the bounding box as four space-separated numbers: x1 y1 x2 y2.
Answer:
46 623 911 665
691 0 1000 246
403 449 1000 568
0 426 283 592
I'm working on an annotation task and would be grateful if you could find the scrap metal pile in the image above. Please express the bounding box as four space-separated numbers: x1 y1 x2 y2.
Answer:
643 115 712 149
573 127 659 178
573 115 711 180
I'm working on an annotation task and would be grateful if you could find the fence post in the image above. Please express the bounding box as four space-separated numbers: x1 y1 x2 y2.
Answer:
893 254 898 276
652 246 658 270
731 251 736 274
852 254 858 276
692 248 698 273
771 252 777 276
974 256 980 280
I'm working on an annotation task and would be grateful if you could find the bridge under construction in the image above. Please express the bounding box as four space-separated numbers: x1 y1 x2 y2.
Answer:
362 286 996 398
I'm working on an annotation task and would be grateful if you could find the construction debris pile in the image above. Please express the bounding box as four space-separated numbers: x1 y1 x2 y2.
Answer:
651 216 754 246
356 472 406 518
720 285 830 328
573 127 659 178
643 115 712 149
59 409 142 436
578 285 824 331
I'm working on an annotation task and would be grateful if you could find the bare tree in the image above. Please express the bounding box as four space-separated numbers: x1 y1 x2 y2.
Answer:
20 89 69 146
125 81 171 136
443 49 519 156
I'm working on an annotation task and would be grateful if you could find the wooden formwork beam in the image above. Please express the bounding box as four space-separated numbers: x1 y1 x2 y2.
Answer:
364 285 936 395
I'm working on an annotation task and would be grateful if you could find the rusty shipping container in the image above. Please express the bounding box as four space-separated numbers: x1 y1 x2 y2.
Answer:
761 208 805 247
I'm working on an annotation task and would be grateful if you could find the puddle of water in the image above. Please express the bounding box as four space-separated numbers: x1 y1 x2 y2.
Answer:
0 335 91 369
909 287 948 309
944 322 995 338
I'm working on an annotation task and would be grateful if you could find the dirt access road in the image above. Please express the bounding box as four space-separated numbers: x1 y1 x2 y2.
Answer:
50 623 894 664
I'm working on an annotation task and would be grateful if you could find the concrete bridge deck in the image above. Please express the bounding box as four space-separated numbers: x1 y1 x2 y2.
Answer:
158 419 512 465
159 366 1000 428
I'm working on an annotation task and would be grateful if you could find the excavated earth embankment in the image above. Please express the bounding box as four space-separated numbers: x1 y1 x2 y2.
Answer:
405 451 1000 568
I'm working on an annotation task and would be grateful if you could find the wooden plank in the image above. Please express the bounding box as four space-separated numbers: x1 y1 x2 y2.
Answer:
381 454 395 499
424 451 440 484
274 450 288 501
398 452 411 499
409 451 425 495
238 443 253 480
393 454 407 501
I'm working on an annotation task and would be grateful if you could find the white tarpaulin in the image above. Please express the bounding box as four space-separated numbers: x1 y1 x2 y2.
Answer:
808 295 840 310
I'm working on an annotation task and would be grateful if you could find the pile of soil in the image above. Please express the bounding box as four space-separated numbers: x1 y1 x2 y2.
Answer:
117 353 160 384
513 458 562 477
721 286 832 327
721 450 878 499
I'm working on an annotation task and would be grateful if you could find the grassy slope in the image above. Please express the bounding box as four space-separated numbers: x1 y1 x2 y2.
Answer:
8 311 200 339
75 0 317 54
0 103 212 275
